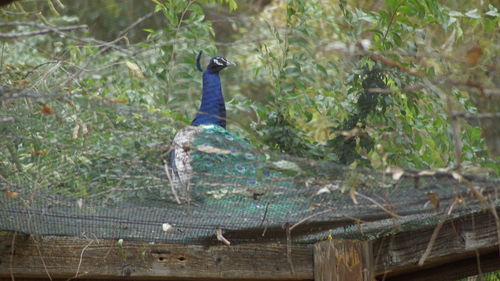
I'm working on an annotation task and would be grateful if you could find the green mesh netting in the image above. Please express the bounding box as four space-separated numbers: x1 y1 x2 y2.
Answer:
1 106 498 244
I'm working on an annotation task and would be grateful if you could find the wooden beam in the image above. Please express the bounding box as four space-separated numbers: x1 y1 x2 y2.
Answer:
382 250 500 281
373 210 500 280
1 209 500 280
0 235 313 280
314 239 374 281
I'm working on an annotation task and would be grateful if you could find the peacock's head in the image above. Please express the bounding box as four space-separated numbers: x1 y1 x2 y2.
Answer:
206 56 236 73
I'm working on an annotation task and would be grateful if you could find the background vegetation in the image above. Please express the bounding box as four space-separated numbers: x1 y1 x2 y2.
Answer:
0 0 498 194
0 1 499 279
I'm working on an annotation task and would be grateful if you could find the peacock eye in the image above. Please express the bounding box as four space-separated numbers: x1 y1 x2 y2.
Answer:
213 58 223 66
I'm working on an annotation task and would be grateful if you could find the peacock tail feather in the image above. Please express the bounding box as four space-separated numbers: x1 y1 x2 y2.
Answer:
187 125 311 217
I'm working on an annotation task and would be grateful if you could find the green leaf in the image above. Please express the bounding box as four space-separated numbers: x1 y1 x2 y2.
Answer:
385 0 401 12
485 5 500 17
424 0 440 16
448 11 463 17
465 9 481 19
316 64 328 76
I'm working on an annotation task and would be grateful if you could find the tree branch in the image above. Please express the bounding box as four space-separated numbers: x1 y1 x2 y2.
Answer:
0 24 87 39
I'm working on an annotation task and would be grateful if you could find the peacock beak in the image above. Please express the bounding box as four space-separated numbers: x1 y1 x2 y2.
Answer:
225 60 237 67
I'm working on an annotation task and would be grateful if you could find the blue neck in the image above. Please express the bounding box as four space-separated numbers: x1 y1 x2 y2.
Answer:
191 70 226 128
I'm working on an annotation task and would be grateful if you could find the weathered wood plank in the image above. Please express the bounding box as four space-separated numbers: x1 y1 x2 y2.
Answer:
374 210 500 280
1 209 500 280
383 250 500 281
314 240 374 281
0 235 313 280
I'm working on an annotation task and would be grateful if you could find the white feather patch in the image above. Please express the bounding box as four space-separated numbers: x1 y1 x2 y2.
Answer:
171 126 204 199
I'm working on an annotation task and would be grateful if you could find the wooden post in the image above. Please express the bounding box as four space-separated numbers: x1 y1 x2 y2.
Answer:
314 239 374 281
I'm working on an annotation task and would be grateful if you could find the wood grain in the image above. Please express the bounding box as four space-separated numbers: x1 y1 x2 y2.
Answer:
0 235 313 280
1 209 500 280
374 210 500 280
314 240 373 281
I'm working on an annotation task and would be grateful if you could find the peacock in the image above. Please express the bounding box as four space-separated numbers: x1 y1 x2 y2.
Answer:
167 51 236 203
164 52 336 240
166 52 305 214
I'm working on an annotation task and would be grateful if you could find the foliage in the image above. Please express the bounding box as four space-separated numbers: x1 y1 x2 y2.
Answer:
0 0 228 198
459 271 500 281
0 0 498 200
236 0 498 173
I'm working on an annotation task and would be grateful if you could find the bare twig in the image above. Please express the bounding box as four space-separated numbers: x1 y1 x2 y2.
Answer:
0 22 50 27
418 200 457 266
474 249 483 277
6 143 22 172
32 237 53 281
168 1 195 65
452 112 500 120
59 17 141 86
0 174 21 188
0 24 87 39
215 228 231 246
451 172 487 205
370 54 425 76
99 11 156 54
355 191 402 219
9 232 16 281
68 239 94 281
0 117 15 123
163 159 181 204
0 22 131 56
382 2 403 40
260 202 270 227
21 61 59 79
260 203 270 237
487 201 500 256
121 11 156 37
290 207 335 231
66 36 133 56
283 222 295 275
447 96 463 169
367 85 426 94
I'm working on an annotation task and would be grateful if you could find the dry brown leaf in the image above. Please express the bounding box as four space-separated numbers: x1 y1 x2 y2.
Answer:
349 188 358 204
77 198 83 209
451 171 463 182
3 189 19 198
72 124 80 140
40 104 53 115
309 203 321 210
13 79 29 88
162 223 174 233
340 127 362 138
387 166 404 180
466 46 482 65
316 186 331 195
111 99 128 104
31 149 48 156
427 192 440 213
91 97 128 104
126 61 144 78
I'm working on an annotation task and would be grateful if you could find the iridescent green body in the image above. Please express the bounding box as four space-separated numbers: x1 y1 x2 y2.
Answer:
190 125 307 217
